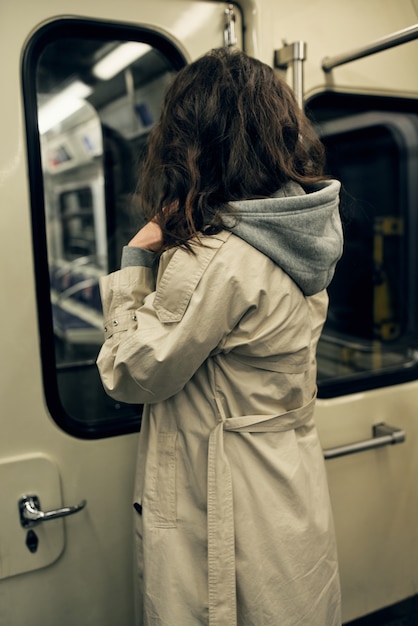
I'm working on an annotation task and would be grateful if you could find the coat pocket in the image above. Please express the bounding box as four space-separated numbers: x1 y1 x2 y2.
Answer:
149 432 177 528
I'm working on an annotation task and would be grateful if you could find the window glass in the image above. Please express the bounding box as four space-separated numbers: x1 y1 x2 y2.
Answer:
311 102 418 396
24 21 185 436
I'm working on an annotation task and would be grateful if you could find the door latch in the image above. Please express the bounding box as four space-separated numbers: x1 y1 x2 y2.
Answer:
18 494 87 528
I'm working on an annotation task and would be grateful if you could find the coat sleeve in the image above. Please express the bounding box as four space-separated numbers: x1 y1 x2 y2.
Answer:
96 233 254 404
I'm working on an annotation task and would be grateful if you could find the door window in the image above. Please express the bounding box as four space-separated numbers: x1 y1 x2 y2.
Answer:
308 95 418 397
23 19 186 436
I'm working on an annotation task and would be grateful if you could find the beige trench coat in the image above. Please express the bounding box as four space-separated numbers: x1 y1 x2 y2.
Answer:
97 231 341 626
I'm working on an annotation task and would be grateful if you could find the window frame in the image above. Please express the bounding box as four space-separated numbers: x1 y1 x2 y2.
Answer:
306 92 418 399
22 17 186 438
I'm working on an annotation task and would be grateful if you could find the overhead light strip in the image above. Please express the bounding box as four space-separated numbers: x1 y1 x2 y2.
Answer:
92 42 152 80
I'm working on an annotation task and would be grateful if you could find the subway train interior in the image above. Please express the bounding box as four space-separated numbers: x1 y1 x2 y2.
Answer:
0 0 417 624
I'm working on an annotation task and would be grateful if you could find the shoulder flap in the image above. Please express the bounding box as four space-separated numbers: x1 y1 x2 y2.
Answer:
154 231 231 323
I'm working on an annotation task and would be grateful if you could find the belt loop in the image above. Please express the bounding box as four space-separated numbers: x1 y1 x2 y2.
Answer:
214 396 227 424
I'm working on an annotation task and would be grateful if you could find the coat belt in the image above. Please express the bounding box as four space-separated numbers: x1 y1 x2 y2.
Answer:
207 392 317 626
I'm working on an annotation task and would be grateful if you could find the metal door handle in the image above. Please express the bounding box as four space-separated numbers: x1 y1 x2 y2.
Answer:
323 422 406 459
18 494 87 528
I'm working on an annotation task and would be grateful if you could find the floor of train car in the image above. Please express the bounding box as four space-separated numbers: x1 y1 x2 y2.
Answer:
345 595 418 625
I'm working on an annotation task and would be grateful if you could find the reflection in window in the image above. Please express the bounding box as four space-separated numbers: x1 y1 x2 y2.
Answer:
60 188 96 260
33 28 184 434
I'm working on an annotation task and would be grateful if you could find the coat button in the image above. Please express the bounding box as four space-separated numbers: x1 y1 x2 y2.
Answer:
113 320 119 326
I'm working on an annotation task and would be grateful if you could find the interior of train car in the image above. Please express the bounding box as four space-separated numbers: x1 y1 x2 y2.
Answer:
30 22 418 624
27 19 418 436
24 11 418 622
1 1 417 624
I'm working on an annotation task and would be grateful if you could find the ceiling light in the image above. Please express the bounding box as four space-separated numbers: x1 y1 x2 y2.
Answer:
38 80 93 134
93 42 152 80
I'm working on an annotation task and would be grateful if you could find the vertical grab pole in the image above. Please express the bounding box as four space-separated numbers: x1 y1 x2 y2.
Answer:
274 41 307 109
224 5 238 48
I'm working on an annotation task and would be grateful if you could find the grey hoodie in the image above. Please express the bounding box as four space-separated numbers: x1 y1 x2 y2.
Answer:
228 179 343 296
121 179 343 297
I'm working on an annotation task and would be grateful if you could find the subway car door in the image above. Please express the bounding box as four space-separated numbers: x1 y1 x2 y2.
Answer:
268 3 417 620
0 2 242 624
312 102 418 623
304 24 418 624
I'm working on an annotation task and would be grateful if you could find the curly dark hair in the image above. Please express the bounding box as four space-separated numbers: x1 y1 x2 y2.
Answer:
139 47 326 249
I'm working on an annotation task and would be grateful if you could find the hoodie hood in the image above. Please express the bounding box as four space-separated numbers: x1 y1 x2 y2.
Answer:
226 179 343 296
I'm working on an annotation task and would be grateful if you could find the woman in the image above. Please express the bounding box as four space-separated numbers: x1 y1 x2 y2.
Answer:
97 48 342 626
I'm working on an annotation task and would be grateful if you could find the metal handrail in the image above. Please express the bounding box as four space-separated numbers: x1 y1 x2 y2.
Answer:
322 23 418 72
323 423 406 459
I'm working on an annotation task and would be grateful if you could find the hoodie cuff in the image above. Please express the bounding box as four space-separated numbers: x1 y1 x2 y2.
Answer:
121 246 156 269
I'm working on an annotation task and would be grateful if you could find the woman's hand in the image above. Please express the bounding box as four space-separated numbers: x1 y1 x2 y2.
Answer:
128 220 163 252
